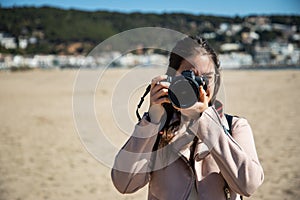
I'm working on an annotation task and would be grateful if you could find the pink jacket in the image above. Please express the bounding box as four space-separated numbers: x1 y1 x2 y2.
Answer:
111 107 264 200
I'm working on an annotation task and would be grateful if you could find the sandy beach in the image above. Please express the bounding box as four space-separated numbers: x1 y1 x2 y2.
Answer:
0 68 299 200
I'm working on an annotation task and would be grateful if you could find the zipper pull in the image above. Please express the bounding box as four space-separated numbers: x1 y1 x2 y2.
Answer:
224 187 231 200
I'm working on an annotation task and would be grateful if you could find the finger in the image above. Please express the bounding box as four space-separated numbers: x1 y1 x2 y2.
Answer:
158 81 170 88
150 80 170 96
151 75 168 88
151 83 166 95
151 88 168 102
199 86 207 102
154 96 170 105
151 96 170 106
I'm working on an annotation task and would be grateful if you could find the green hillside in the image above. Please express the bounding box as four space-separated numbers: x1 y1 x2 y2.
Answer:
0 6 299 54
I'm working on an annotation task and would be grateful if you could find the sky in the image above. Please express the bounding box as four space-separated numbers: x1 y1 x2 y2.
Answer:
0 0 300 16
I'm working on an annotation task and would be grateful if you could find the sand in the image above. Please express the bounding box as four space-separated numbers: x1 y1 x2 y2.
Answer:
0 68 299 200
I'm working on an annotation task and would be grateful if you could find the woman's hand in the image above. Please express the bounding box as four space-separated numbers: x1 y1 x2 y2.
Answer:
179 86 209 120
148 75 170 123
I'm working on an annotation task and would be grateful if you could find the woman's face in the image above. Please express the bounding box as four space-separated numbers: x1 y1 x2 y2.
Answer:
176 54 216 103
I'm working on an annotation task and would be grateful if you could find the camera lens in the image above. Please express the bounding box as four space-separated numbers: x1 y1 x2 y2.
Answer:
168 77 199 108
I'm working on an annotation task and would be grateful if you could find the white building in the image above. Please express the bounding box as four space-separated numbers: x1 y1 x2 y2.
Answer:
219 52 253 69
220 43 243 52
19 38 28 49
0 33 17 49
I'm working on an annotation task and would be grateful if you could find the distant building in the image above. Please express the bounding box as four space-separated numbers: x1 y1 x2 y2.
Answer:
19 37 28 49
220 43 243 52
29 37 38 44
231 24 242 34
246 16 270 26
254 46 271 65
218 23 229 34
241 31 259 44
0 33 17 49
219 52 253 69
203 32 216 39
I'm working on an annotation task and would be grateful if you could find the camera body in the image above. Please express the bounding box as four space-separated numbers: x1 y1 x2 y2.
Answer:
164 70 208 109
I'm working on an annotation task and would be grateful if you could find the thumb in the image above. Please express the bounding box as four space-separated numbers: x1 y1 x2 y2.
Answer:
199 86 207 102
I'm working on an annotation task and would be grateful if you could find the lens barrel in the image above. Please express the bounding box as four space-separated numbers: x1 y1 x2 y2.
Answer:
168 70 206 109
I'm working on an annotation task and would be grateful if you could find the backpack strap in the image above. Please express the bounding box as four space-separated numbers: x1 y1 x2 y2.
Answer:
224 114 233 136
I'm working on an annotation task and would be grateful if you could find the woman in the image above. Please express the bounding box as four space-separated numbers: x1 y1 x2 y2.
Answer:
111 36 264 200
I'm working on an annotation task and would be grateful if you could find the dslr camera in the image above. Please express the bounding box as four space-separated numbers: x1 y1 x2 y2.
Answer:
164 70 208 109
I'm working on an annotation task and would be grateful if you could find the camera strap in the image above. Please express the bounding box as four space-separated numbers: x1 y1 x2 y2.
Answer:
136 84 151 121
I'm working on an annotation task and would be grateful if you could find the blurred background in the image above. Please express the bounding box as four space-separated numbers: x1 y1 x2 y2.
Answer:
0 0 299 70
0 0 299 200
